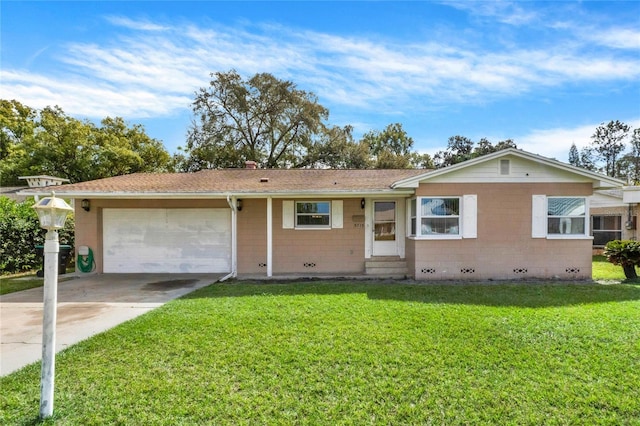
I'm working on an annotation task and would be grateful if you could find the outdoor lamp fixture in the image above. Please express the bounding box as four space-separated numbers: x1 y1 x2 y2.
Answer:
236 199 243 211
32 191 73 419
81 199 90 212
361 198 366 209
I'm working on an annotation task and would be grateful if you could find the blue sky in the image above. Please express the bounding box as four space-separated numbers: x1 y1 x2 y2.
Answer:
2 1 639 162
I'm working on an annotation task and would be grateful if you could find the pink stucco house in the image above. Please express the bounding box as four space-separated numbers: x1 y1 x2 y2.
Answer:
23 149 625 280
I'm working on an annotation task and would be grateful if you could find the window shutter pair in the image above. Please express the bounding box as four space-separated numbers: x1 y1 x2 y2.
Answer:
282 200 343 229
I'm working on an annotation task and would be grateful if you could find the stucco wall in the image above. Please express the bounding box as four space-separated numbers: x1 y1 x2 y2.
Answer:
408 182 594 280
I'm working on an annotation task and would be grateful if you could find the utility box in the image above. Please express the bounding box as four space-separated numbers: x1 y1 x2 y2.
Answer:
35 245 73 277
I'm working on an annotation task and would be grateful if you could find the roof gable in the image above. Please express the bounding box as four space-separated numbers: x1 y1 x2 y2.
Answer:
392 149 625 189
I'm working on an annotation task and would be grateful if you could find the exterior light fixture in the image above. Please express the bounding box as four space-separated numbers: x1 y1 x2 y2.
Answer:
237 199 243 211
81 199 90 212
361 198 366 209
32 192 73 419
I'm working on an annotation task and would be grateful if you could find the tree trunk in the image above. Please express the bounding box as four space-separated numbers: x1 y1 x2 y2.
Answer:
622 264 637 279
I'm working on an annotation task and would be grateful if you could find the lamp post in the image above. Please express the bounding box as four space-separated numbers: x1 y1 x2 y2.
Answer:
32 191 73 419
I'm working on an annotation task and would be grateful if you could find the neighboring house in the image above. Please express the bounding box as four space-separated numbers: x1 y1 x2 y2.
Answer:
1 175 70 202
590 189 637 252
0 186 29 202
19 149 625 280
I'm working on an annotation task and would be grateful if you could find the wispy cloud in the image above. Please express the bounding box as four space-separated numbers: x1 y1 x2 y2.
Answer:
105 16 171 32
517 118 640 161
2 9 638 123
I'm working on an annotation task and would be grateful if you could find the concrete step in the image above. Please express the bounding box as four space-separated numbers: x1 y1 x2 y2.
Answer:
365 257 408 277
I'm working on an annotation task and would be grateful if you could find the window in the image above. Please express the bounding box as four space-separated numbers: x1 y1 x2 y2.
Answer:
295 201 330 228
592 215 622 246
547 197 586 235
410 197 461 237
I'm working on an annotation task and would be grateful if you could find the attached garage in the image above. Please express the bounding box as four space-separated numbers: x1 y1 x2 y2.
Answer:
103 208 231 273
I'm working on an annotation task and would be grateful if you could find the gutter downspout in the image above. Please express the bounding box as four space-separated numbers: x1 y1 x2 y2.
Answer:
220 195 238 282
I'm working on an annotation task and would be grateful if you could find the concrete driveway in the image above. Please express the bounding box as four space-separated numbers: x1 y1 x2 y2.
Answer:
0 273 223 376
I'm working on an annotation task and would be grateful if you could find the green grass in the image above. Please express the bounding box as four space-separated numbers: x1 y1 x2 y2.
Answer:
1 282 639 425
0 257 629 296
0 275 44 295
592 254 637 282
0 272 74 295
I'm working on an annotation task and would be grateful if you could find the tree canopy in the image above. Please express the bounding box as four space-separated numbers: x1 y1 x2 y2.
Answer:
567 120 638 182
433 137 517 168
177 71 435 171
180 70 328 170
0 100 171 185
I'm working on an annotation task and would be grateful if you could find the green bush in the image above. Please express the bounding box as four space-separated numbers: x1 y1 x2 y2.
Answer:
0 197 74 275
603 240 640 279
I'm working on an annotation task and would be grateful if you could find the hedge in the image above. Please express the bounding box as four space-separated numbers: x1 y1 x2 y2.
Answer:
0 197 74 275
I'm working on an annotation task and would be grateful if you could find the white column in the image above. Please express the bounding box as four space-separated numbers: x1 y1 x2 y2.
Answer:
267 196 273 277
40 230 59 418
231 198 238 277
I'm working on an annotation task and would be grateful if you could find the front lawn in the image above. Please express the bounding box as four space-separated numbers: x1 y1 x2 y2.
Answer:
1 281 639 424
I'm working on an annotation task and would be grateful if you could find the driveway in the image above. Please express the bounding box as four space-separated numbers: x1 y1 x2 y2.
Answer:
0 273 223 376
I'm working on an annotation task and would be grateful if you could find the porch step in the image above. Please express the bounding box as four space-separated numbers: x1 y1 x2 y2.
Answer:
365 257 408 278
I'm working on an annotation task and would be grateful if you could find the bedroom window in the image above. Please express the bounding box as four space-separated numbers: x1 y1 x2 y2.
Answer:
409 197 469 238
295 201 331 228
421 197 460 235
547 197 586 235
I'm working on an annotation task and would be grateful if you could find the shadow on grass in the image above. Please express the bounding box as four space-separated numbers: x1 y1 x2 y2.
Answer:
181 279 640 308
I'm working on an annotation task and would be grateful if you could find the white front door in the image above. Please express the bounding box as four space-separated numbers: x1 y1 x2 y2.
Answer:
372 201 397 256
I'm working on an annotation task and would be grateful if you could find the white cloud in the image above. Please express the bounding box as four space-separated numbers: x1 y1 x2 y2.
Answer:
105 16 171 32
517 118 640 161
1 13 638 125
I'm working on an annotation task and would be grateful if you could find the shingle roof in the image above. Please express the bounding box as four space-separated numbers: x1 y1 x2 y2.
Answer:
26 169 430 196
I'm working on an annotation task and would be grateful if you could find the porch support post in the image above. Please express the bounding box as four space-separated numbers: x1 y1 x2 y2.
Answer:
266 196 273 277
231 197 238 277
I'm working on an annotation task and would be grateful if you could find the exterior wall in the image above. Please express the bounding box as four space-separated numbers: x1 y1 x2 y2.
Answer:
408 183 594 280
237 199 268 274
73 198 229 273
271 198 366 274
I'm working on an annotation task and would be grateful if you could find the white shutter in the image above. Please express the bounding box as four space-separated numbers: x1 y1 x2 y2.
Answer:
282 200 294 229
531 195 547 238
332 200 343 228
462 194 477 239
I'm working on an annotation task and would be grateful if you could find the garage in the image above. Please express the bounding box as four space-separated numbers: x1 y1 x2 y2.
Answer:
103 208 231 273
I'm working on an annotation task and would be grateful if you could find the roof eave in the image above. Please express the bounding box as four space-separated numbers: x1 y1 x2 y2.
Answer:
17 189 416 199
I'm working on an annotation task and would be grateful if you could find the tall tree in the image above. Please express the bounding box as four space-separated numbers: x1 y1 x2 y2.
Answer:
360 123 416 169
568 143 580 167
591 120 631 177
618 128 640 184
0 100 171 184
0 100 37 185
183 70 328 170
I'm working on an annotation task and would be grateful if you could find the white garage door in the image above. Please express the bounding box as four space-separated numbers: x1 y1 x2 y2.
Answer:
103 208 231 273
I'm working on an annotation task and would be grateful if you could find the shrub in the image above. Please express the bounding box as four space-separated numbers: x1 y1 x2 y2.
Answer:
0 197 74 275
603 240 640 279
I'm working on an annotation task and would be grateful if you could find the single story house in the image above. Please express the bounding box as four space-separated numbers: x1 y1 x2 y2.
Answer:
21 149 625 280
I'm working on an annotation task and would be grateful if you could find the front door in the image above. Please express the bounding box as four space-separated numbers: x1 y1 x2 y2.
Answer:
373 201 397 256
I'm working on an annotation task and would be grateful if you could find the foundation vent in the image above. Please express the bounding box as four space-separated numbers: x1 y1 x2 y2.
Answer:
513 268 528 274
421 268 436 274
461 268 475 274
258 263 267 268
566 267 580 274
304 262 316 268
